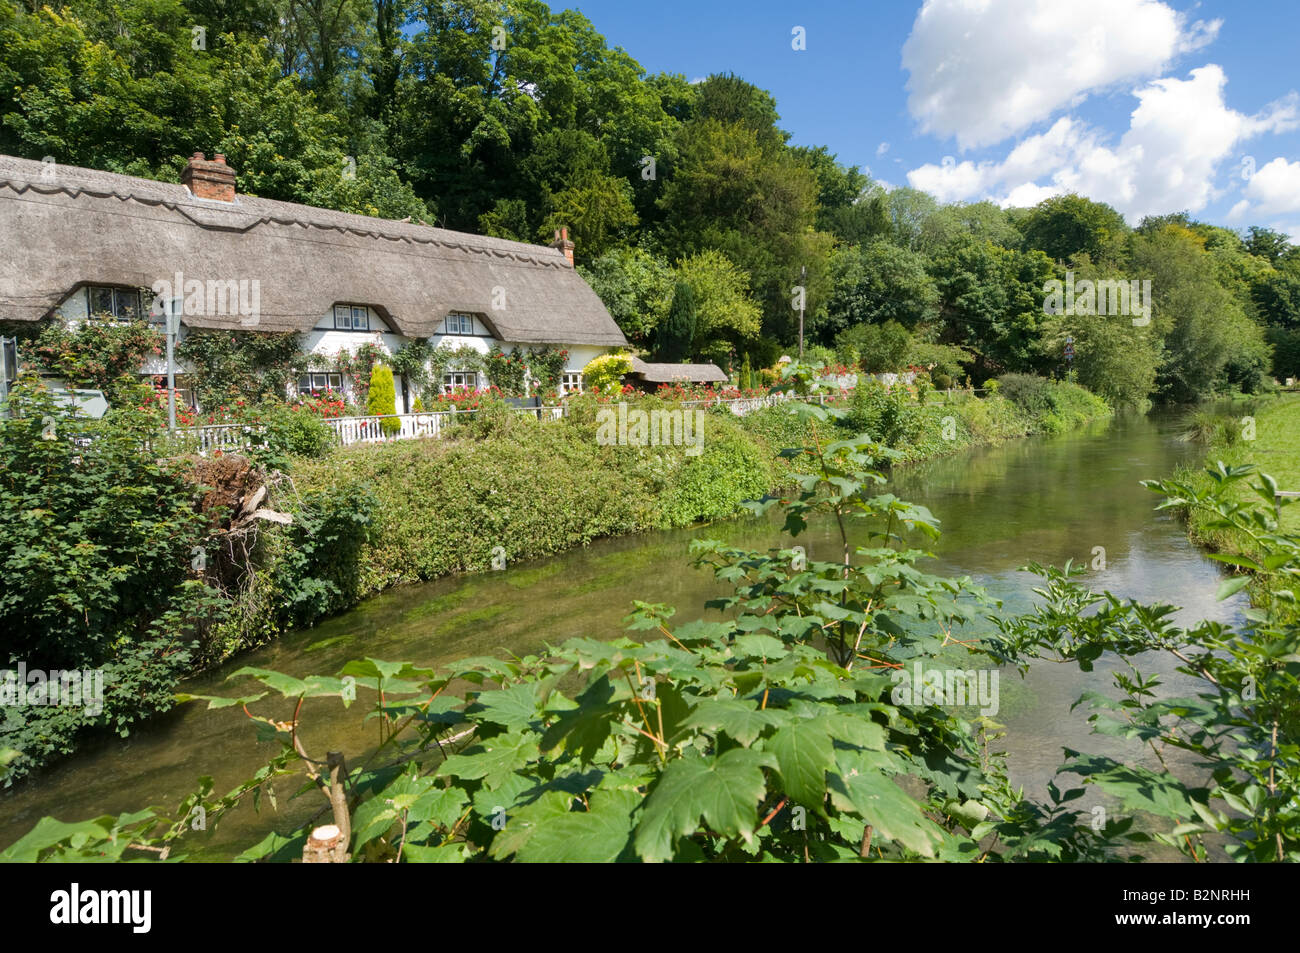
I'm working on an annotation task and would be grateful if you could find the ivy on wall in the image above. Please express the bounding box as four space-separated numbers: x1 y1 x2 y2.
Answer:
25 318 163 396
332 342 388 403
176 330 306 410
527 345 569 397
388 338 434 398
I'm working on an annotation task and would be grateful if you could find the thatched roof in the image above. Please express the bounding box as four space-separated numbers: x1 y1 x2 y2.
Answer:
629 355 728 384
0 154 627 346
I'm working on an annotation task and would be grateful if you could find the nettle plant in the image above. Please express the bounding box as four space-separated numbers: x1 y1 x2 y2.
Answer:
989 463 1300 862
5 397 1119 862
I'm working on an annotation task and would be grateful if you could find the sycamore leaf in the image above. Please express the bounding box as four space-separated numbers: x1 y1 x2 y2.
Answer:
470 682 541 732
437 733 540 789
516 789 641 863
768 719 836 809
634 749 774 863
683 698 790 746
827 770 945 858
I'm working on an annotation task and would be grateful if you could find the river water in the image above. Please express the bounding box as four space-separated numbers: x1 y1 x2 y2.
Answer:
0 408 1244 858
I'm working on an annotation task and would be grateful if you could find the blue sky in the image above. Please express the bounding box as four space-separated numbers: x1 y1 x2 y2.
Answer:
559 0 1300 238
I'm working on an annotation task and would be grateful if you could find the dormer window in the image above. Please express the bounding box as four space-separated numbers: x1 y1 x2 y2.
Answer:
86 286 143 322
444 312 474 335
334 304 372 331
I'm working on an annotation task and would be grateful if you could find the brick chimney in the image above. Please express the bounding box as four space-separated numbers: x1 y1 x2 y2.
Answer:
551 226 575 267
181 151 236 202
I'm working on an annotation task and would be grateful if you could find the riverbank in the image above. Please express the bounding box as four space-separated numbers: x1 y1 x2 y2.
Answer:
280 380 1110 611
3 401 1249 863
1176 393 1300 542
1171 392 1300 611
0 378 1109 784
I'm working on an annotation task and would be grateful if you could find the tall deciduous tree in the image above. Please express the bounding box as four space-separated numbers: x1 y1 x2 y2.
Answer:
674 249 762 364
1131 225 1270 401
578 247 675 346
1019 193 1129 265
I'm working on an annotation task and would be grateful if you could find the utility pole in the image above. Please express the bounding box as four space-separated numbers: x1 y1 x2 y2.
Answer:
798 265 806 359
165 299 178 432
0 335 14 409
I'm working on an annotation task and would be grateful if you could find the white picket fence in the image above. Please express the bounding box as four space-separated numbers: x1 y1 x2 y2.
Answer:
171 392 824 453
680 393 823 416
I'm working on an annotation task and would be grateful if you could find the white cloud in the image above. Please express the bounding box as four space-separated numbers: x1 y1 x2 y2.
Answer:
902 0 1219 149
905 66 1299 223
1226 199 1251 221
876 142 890 157
1242 157 1300 216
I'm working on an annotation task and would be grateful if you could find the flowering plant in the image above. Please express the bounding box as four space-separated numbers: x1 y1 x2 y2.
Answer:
289 390 348 418
422 385 505 412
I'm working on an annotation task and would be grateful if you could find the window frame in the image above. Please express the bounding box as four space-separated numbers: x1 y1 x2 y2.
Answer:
561 372 583 395
86 286 143 323
442 370 479 393
298 371 343 394
444 312 474 335
334 304 371 332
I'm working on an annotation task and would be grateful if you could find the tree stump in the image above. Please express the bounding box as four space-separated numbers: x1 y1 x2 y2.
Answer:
303 824 350 863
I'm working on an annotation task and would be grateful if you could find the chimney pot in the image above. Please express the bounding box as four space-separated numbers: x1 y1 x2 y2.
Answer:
182 150 237 202
551 225 575 267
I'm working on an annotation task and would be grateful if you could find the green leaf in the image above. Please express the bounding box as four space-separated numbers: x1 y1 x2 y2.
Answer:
471 682 541 732
634 750 774 862
683 698 790 746
0 816 115 862
1215 575 1251 601
768 719 836 809
827 769 945 858
403 842 469 863
516 789 640 863
438 733 540 789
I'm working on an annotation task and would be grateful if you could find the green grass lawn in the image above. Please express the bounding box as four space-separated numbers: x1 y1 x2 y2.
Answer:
1225 393 1300 532
1183 392 1300 541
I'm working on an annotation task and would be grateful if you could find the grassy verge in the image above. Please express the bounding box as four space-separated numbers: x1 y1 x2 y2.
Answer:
1177 393 1300 547
285 380 1110 606
1169 392 1300 614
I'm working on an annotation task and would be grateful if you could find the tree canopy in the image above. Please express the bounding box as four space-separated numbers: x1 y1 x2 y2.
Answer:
2 0 1296 400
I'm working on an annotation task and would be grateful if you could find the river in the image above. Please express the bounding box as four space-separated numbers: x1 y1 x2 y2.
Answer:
0 407 1245 858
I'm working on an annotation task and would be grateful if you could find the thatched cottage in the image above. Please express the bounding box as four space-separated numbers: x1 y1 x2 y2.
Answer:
0 152 629 410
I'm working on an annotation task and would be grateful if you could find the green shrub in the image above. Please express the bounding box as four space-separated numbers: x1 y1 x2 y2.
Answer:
656 411 772 527
367 364 400 436
448 394 518 440
582 352 632 394
804 344 837 368
843 378 924 447
293 420 649 592
254 402 336 466
996 373 1054 414
956 394 1029 442
0 377 227 782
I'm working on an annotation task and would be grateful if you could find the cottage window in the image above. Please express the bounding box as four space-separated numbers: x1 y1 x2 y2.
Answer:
334 305 371 331
299 372 343 394
443 371 478 392
86 286 142 322
561 372 583 395
444 312 474 335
